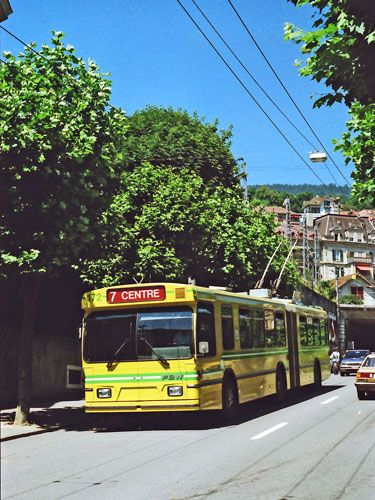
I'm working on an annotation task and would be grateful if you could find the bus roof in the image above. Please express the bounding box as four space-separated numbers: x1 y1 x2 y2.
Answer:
81 283 327 317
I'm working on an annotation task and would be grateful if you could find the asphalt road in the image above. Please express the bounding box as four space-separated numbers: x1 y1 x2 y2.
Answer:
2 374 375 500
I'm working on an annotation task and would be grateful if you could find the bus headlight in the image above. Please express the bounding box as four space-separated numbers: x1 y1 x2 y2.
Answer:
97 388 112 398
168 386 183 397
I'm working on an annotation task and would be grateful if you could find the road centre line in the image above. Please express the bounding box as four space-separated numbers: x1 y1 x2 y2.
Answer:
250 422 288 440
320 396 339 405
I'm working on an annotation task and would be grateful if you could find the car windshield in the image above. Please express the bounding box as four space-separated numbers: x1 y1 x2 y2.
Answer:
83 306 194 362
343 350 369 359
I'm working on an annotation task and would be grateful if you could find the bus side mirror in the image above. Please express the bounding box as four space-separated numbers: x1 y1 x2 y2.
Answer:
198 341 209 355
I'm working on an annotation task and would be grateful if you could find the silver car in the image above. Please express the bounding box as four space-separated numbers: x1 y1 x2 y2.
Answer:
340 349 370 376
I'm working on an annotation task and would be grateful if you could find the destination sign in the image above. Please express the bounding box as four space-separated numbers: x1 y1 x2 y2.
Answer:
107 286 166 304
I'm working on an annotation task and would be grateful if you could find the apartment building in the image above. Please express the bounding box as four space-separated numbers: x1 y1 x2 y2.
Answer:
314 213 375 281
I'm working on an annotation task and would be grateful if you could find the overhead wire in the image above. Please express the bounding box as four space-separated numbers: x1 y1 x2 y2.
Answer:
177 0 326 185
191 1 319 153
226 0 351 188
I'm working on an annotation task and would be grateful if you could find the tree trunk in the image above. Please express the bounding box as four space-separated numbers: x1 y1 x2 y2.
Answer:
14 275 41 425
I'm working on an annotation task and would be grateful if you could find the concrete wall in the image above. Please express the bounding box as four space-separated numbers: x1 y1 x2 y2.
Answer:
0 323 82 408
31 334 82 402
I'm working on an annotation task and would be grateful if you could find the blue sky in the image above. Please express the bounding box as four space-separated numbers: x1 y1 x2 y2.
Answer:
1 0 353 187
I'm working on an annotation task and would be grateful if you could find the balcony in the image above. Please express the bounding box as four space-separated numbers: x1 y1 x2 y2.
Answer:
346 253 373 265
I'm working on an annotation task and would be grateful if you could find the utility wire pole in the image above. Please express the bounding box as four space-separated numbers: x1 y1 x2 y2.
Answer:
284 197 292 243
313 224 320 286
302 209 308 281
242 164 248 201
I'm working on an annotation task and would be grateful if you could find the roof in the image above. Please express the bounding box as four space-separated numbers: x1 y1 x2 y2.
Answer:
302 196 339 208
263 206 299 216
314 213 373 239
329 273 375 289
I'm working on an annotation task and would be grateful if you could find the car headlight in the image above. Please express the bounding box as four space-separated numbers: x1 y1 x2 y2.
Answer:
97 388 112 398
168 386 183 397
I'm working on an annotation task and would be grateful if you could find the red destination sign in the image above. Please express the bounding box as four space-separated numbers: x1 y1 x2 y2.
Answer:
107 286 166 304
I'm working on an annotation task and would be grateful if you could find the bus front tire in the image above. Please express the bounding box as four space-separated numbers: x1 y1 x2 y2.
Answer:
222 376 239 420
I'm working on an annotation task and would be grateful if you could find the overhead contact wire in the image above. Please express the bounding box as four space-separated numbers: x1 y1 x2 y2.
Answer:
177 0 326 184
191 0 318 152
227 0 351 187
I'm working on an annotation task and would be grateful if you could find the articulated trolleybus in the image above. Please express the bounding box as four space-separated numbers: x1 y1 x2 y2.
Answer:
81 283 330 417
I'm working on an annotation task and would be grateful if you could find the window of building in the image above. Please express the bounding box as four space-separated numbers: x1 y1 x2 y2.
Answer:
333 249 343 262
351 286 364 298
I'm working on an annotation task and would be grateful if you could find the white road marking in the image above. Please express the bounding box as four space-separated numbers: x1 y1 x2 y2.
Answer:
320 396 339 405
250 422 288 440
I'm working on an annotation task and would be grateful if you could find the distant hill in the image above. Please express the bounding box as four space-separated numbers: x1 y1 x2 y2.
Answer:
250 183 352 199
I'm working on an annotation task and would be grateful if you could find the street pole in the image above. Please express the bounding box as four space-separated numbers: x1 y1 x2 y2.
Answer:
242 164 248 202
313 224 320 286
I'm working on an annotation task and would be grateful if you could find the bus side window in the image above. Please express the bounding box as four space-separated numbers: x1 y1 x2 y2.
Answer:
307 317 314 345
253 309 265 348
264 310 275 348
275 312 286 347
197 302 216 357
221 304 234 350
300 316 307 346
239 308 252 349
313 318 321 345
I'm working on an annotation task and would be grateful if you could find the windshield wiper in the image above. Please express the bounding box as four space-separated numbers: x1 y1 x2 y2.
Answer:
140 337 170 369
107 323 132 368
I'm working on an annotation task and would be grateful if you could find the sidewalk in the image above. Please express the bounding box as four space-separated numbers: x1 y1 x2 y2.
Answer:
0 399 96 442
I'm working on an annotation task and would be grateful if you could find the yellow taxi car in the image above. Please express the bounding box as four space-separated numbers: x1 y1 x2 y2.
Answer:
355 353 375 400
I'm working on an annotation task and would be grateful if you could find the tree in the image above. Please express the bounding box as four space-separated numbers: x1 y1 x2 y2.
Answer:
285 1 375 203
248 186 285 207
285 0 375 107
81 162 301 295
0 32 126 423
121 105 244 191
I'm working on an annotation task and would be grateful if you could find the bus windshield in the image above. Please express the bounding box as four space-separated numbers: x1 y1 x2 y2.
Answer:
83 306 194 363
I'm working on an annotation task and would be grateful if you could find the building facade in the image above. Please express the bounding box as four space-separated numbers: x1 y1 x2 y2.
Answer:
314 214 375 281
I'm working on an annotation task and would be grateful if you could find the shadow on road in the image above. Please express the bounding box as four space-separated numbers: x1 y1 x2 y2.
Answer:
15 382 347 434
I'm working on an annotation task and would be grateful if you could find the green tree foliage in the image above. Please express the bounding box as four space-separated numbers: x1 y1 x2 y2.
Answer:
252 183 351 199
0 32 126 423
121 105 244 191
285 0 375 107
285 1 375 204
247 185 314 212
81 163 301 295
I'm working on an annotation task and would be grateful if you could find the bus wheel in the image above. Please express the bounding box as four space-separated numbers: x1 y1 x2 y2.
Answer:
222 376 239 420
276 366 287 403
314 361 322 391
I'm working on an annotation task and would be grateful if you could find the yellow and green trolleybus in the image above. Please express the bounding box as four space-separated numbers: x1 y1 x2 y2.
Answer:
81 283 330 417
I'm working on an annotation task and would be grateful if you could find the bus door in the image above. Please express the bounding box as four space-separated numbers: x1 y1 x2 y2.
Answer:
285 306 300 389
